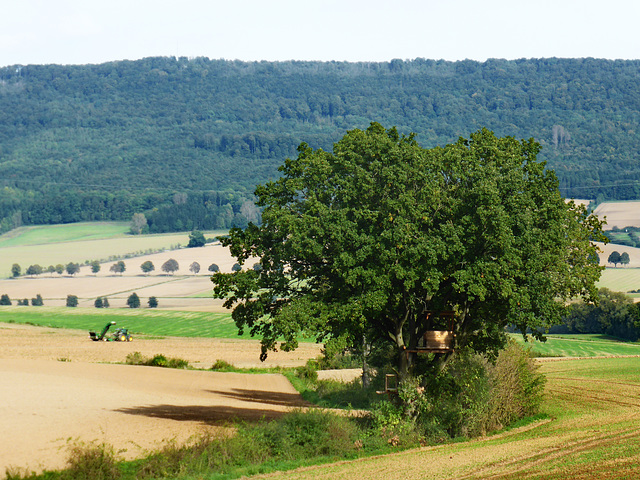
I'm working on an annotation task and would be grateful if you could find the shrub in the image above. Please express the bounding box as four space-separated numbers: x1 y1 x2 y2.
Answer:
94 297 103 308
210 359 234 370
487 339 546 429
148 296 158 308
126 352 190 369
231 263 242 272
208 263 219 273
64 440 121 480
30 294 43 306
0 294 11 305
66 295 78 307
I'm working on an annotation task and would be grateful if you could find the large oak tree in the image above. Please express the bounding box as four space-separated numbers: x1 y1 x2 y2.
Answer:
212 124 606 379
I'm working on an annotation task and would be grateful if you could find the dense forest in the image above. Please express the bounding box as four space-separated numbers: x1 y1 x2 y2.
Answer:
1 56 640 233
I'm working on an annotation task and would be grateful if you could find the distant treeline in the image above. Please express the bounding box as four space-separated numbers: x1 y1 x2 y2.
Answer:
2 56 640 232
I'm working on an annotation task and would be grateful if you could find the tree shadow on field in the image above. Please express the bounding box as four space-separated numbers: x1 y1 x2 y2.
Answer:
204 388 310 408
114 403 287 426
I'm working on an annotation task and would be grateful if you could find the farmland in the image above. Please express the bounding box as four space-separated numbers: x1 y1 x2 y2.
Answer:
4 222 640 478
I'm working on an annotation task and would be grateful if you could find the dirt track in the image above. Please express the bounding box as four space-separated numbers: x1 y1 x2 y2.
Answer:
0 323 322 476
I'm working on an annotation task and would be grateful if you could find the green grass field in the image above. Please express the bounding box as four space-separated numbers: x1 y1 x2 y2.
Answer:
513 333 640 357
0 222 131 248
0 306 244 339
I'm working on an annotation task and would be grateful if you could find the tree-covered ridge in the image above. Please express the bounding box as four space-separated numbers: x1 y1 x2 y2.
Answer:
1 57 640 231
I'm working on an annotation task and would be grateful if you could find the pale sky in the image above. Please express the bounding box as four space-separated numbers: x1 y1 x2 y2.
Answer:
1 0 640 67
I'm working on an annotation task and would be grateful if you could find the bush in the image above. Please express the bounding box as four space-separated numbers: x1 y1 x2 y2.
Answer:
125 352 190 369
210 359 234 370
66 295 78 307
63 440 121 480
30 294 44 306
0 294 11 305
148 296 158 308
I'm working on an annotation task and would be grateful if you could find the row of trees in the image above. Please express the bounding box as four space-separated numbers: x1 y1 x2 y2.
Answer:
11 259 226 279
608 251 631 267
1 293 158 308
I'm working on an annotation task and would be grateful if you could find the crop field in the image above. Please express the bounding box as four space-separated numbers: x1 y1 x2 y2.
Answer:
0 306 241 338
267 357 640 479
0 222 227 278
593 200 640 228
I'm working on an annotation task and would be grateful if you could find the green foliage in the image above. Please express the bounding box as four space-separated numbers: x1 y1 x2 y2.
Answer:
126 293 140 308
90 260 101 274
66 295 78 307
25 264 42 276
30 294 43 306
147 296 158 308
208 263 219 273
4 58 640 236
561 288 640 341
109 260 126 275
65 262 80 275
0 294 11 305
62 441 121 480
11 263 20 278
608 250 622 267
213 123 606 379
188 261 200 274
94 297 104 308
187 230 206 248
125 352 190 369
140 260 154 274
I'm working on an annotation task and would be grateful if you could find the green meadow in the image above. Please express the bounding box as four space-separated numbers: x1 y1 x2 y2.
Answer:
513 333 640 357
0 306 244 339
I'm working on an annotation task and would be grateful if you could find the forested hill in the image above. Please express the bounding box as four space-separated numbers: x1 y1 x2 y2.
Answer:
1 56 640 233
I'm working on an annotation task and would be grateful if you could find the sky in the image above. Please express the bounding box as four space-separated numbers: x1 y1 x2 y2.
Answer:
1 0 640 67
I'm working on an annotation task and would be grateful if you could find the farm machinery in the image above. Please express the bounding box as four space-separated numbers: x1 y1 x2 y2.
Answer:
89 321 133 342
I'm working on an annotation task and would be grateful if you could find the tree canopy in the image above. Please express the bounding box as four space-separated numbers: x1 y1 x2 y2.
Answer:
212 123 606 377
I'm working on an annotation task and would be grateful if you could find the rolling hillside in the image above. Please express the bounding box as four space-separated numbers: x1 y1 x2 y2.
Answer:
2 57 640 234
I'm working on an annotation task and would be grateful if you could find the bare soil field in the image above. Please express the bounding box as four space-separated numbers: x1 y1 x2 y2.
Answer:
0 323 322 477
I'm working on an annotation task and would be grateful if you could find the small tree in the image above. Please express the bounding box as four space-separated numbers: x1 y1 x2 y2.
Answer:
94 297 104 308
231 263 242 272
0 294 11 305
189 261 201 274
148 296 158 308
31 294 44 306
608 251 622 267
187 230 206 248
208 263 219 273
55 264 64 275
66 295 78 307
140 261 155 275
130 212 148 235
26 264 43 277
47 265 56 276
66 262 80 276
161 259 179 275
110 260 126 275
103 297 110 308
90 261 101 274
11 263 21 278
127 292 140 308
620 252 631 266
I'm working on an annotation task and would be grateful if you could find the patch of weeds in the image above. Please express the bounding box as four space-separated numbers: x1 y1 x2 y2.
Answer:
57 357 71 362
124 352 190 369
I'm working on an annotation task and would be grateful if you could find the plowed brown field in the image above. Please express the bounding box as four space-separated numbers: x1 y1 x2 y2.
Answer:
0 323 321 477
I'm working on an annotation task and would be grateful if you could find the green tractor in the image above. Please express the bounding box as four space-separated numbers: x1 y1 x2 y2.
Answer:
89 321 133 342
